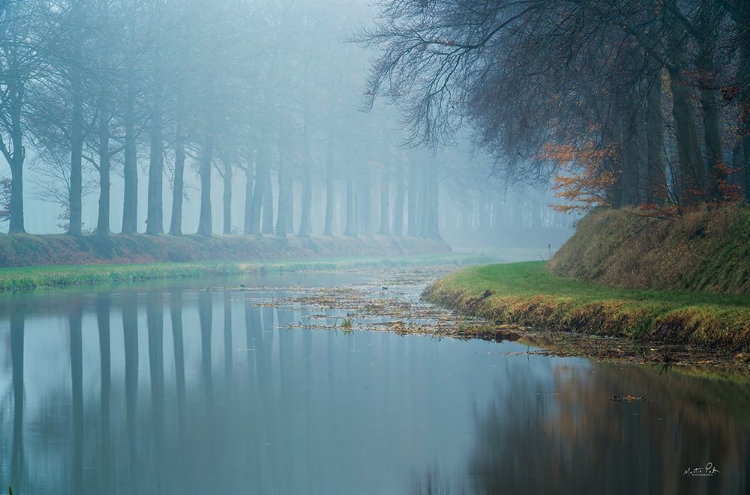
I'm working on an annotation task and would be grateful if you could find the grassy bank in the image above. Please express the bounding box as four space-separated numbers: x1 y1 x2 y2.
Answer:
0 232 450 267
549 205 750 294
0 253 493 292
423 262 750 352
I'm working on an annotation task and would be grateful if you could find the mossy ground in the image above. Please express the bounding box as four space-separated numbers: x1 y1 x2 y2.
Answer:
423 261 750 352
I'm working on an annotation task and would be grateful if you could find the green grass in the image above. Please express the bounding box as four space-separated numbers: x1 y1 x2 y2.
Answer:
446 261 750 308
424 261 750 350
0 253 498 292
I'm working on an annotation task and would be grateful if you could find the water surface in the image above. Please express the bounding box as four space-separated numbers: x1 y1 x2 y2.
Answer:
0 271 748 494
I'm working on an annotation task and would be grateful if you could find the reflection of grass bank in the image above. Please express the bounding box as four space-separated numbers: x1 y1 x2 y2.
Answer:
423 261 750 352
0 253 497 292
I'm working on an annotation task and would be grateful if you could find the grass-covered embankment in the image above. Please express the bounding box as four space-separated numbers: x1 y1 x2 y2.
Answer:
423 261 750 352
549 205 750 294
0 232 450 267
0 253 490 292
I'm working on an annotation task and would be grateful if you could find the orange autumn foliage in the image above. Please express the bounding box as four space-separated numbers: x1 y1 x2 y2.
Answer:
540 142 618 213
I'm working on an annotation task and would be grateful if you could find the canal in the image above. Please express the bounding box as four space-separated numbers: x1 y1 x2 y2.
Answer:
0 269 747 494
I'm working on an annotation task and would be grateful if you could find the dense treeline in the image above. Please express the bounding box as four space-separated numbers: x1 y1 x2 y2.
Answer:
0 0 452 238
361 0 750 211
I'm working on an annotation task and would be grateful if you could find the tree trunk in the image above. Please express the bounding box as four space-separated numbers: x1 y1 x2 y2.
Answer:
344 165 356 236
512 193 524 229
419 165 430 238
2 72 26 234
94 2 111 238
531 200 542 228
146 106 164 235
701 86 724 200
604 114 625 209
8 153 24 235
460 200 472 230
479 191 490 229
739 19 750 202
223 157 232 235
496 196 506 230
425 165 440 238
275 147 289 237
378 167 390 235
323 137 335 236
248 141 268 235
96 97 111 237
666 13 706 203
407 161 420 235
725 0 750 201
284 170 294 233
197 133 213 236
169 121 185 236
122 82 138 234
393 163 405 236
742 52 750 202
621 112 639 207
69 64 84 236
645 60 666 203
361 166 373 235
262 169 274 235
698 0 725 200
298 122 312 237
243 152 254 234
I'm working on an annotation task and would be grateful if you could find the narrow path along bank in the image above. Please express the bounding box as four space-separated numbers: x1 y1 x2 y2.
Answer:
422 262 750 370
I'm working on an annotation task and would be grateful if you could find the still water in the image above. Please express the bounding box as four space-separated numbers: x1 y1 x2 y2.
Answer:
0 271 749 494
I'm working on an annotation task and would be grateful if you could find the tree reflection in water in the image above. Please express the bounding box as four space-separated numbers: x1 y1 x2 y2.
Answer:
10 300 24 491
96 293 112 493
464 363 750 495
123 290 139 494
0 283 749 495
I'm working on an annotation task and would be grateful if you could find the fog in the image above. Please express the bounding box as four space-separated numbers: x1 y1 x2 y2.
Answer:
0 0 572 251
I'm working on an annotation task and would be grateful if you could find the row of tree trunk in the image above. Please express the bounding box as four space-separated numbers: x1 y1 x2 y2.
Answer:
109 130 442 239
602 1 749 209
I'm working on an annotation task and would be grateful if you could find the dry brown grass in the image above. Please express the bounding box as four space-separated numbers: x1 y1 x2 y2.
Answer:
549 205 750 294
